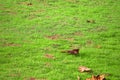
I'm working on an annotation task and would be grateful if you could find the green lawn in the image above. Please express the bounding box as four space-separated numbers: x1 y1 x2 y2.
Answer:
0 0 120 80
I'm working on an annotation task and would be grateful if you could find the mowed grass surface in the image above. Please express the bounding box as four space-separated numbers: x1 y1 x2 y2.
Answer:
0 0 120 80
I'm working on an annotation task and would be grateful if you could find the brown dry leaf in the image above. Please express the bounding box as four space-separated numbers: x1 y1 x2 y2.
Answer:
86 74 106 80
78 66 91 72
44 54 55 59
61 49 79 55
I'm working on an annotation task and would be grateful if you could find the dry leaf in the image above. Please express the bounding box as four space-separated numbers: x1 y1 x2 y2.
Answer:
78 66 91 72
61 49 79 55
44 54 55 59
86 74 106 80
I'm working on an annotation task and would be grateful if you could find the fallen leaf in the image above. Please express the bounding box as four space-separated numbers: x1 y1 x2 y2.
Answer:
78 66 91 72
86 74 106 80
61 49 79 55
44 54 55 59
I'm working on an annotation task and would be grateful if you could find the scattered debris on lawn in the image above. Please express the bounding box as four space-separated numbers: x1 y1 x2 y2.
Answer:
86 74 106 80
61 48 79 55
44 54 55 59
78 66 91 72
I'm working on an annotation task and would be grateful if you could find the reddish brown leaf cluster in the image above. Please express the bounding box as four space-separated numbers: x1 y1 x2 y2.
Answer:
78 66 91 72
86 74 106 80
61 49 79 55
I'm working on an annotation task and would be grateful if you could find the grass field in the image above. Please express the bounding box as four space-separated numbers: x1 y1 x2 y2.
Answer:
0 0 120 80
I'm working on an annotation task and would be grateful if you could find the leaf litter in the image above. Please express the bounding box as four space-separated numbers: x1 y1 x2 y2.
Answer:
78 66 91 72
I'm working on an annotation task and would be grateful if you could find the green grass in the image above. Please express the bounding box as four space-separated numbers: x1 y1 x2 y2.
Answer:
0 0 120 80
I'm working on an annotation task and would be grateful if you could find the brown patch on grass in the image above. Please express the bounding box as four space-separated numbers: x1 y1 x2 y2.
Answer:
46 34 60 40
24 77 47 80
3 42 21 47
73 31 84 36
86 40 93 45
44 54 55 59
